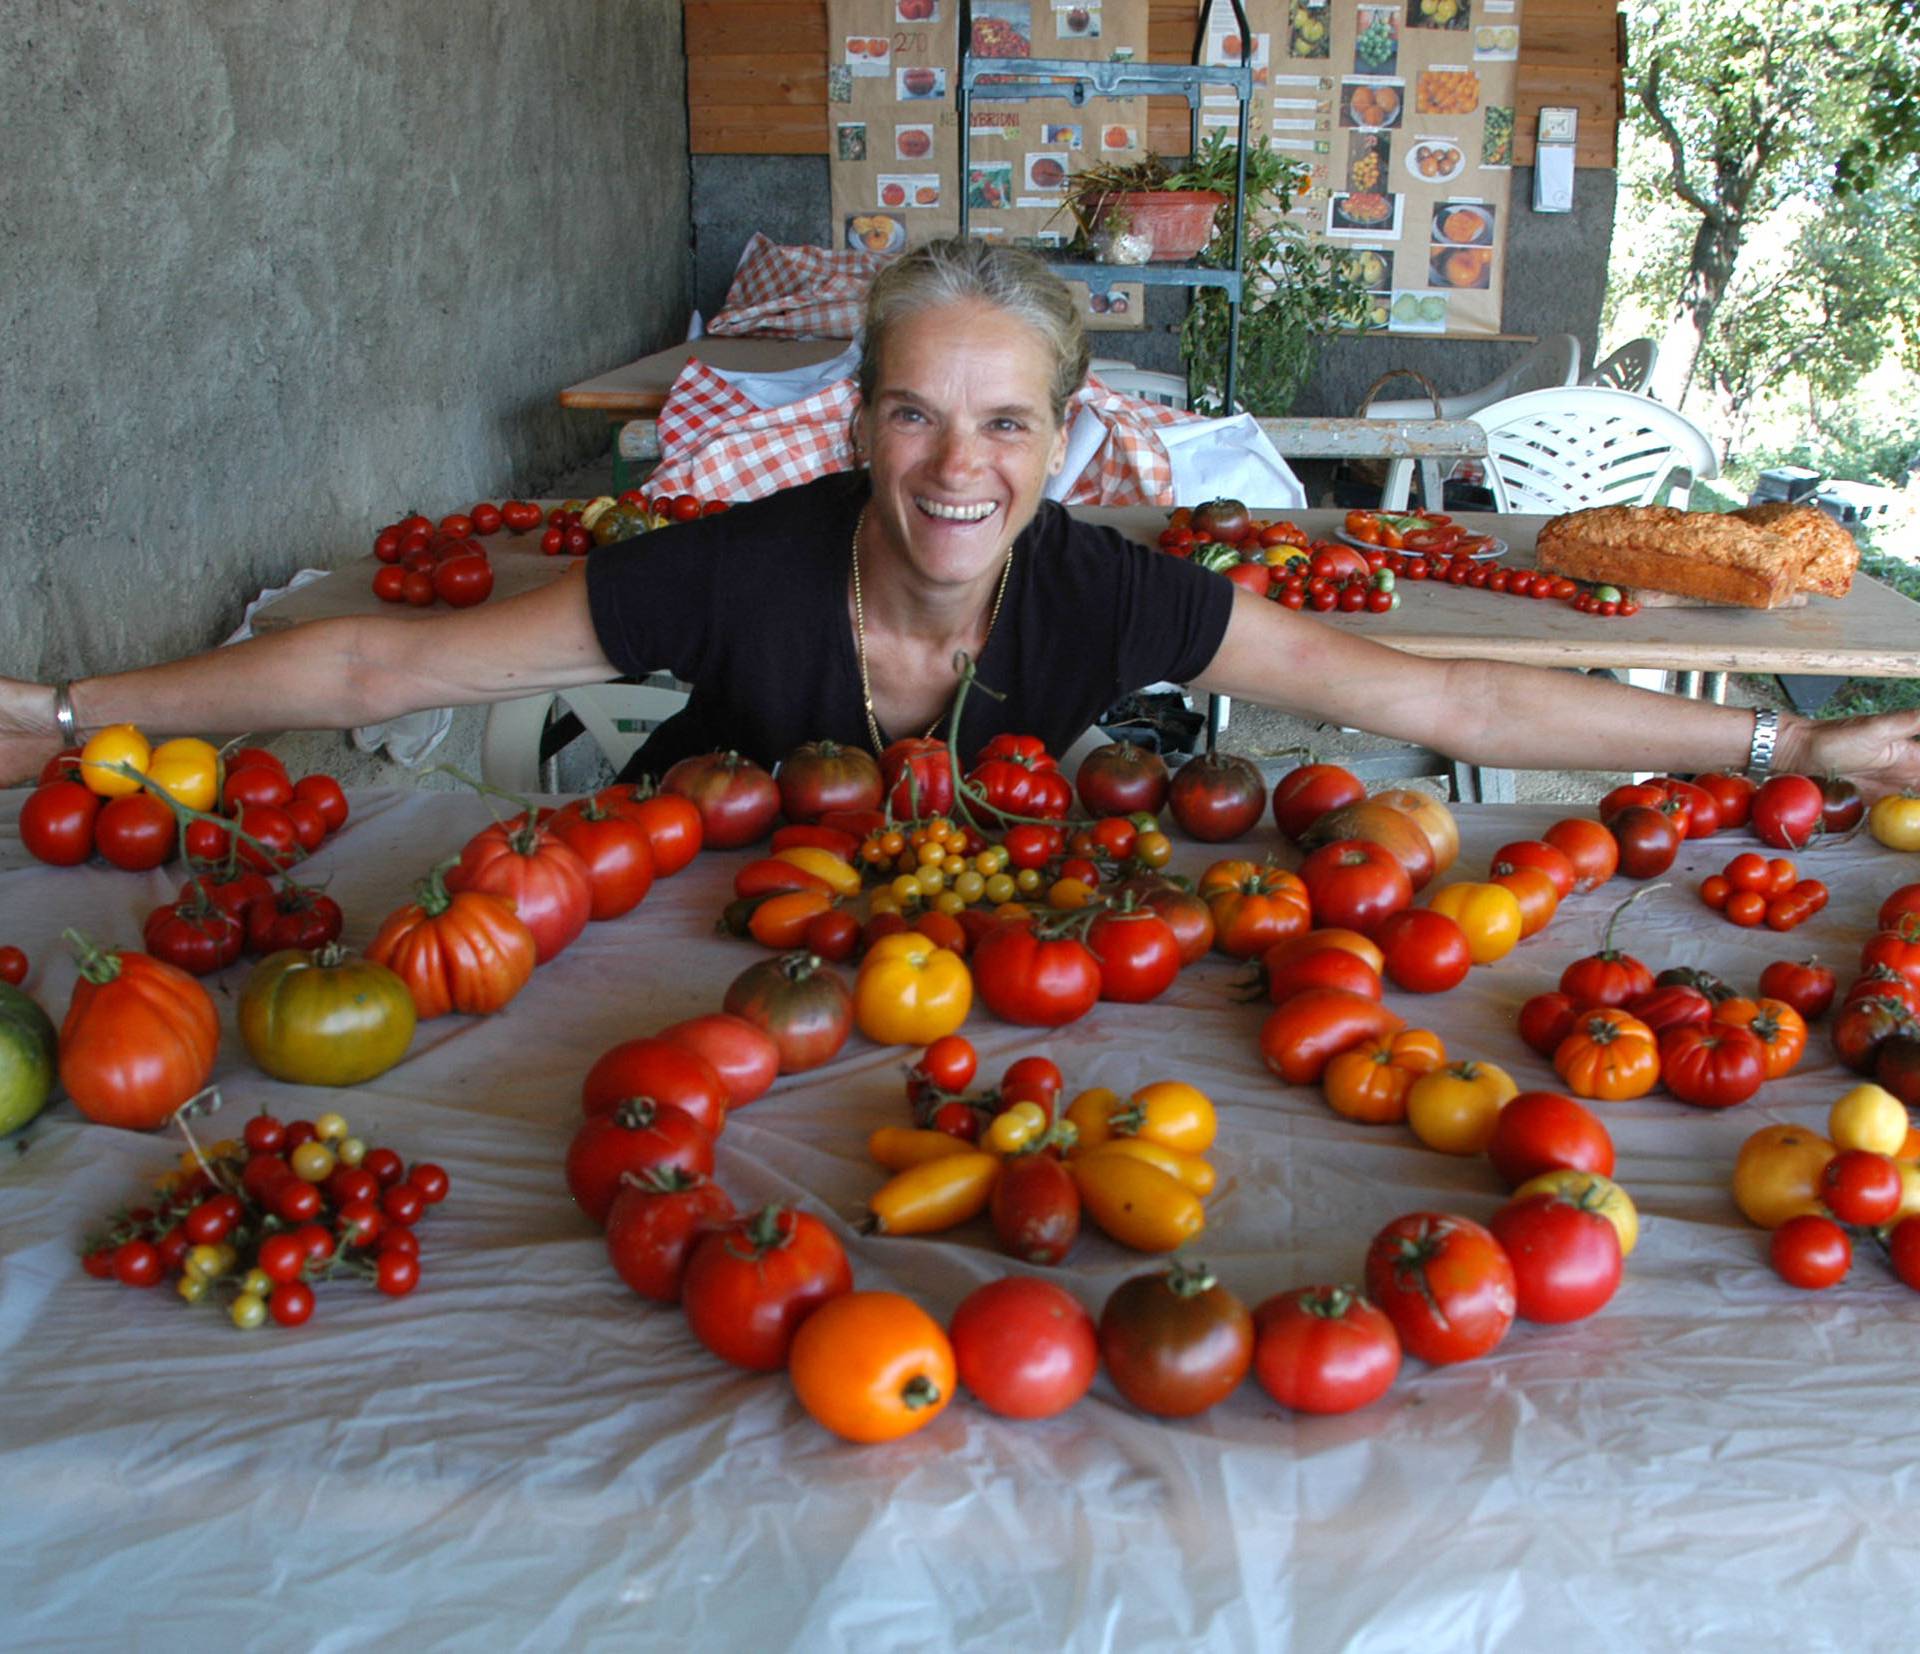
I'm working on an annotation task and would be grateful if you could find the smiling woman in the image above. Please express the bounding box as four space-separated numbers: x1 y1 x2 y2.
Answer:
3 239 1920 799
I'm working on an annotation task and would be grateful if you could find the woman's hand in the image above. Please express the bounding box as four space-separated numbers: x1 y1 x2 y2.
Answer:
0 678 58 788
1786 706 1920 801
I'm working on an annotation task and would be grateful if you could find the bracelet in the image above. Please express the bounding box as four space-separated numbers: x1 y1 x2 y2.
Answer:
1748 708 1780 774
52 682 78 746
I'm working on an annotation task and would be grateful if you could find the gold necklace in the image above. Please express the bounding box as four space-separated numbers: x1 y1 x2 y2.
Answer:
850 504 1014 756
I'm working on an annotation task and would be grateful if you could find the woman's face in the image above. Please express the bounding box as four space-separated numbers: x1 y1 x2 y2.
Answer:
859 297 1070 591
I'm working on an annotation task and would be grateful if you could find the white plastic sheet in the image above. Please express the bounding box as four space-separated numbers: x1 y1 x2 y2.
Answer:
3 787 1919 1646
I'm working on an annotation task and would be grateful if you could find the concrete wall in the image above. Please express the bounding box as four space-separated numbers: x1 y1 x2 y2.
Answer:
690 155 1615 419
1 0 691 703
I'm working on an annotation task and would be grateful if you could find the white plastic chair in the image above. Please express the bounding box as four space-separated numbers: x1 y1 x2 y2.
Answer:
1088 366 1190 410
1581 339 1659 395
480 677 690 793
1473 385 1719 514
1370 334 1583 507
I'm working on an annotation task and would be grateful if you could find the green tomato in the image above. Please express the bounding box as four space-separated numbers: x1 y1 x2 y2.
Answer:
0 982 57 1137
238 945 417 1087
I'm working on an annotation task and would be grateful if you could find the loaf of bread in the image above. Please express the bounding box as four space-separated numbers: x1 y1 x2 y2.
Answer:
1536 506 1805 609
1731 502 1859 597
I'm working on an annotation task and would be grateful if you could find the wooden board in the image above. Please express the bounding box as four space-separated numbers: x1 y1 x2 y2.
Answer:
683 0 1624 165
253 505 1920 680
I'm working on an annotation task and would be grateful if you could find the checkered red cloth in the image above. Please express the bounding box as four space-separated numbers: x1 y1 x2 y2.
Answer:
704 233 891 340
643 366 1197 507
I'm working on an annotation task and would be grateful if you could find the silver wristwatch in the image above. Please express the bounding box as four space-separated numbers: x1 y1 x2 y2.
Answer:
1747 708 1780 774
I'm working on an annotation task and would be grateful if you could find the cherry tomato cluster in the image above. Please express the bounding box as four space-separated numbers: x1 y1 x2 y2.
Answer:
1698 851 1828 930
80 1106 449 1327
20 733 348 874
1828 883 1920 1085
371 508 497 608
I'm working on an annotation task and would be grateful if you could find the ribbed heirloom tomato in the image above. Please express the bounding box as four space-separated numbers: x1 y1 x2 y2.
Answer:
366 868 536 1019
1554 1008 1661 1100
60 937 220 1129
446 817 592 963
1199 861 1312 959
971 922 1102 1027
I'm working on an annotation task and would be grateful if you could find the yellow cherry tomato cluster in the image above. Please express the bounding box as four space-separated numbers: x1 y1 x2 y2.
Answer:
861 818 1019 917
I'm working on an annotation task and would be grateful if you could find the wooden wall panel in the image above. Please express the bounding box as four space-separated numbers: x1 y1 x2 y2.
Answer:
684 0 1622 164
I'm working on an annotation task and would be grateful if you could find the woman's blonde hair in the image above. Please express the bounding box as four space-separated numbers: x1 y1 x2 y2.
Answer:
858 237 1089 426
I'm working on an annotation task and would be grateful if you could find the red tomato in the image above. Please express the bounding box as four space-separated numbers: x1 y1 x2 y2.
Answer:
565 1100 716 1226
656 1012 781 1109
999 1055 1063 1107
1543 818 1618 892
990 1153 1081 1264
1489 1193 1623 1323
142 898 247 976
1819 1149 1902 1226
592 786 703 876
1609 805 1681 879
1371 908 1471 993
222 765 293 813
1259 987 1405 1085
1489 839 1576 899
1887 1217 1920 1292
1517 991 1582 1058
1485 1091 1614 1187
433 552 495 608
1750 774 1824 850
39 747 84 785
244 887 344 955
1880 885 1920 933
547 800 656 921
1086 907 1181 1003
234 804 301 872
1270 763 1365 841
1759 957 1837 1021
1251 1286 1401 1415
446 817 592 963
1818 775 1865 833
94 792 177 871
1261 942 1383 1006
1364 1212 1516 1365
580 1037 728 1136
288 774 347 833
1658 1023 1767 1109
604 1170 736 1302
680 1205 853 1371
948 1278 1099 1419
661 751 781 850
0 946 25 986
280 799 328 853
1658 777 1721 838
1623 983 1715 1038
19 781 100 866
1298 840 1413 935
776 740 884 823
1770 1213 1851 1289
971 924 1102 1027
1693 771 1755 830
911 1034 978 1097
372 565 406 602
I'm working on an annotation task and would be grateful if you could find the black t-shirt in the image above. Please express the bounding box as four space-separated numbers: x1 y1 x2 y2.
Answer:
584 470 1234 778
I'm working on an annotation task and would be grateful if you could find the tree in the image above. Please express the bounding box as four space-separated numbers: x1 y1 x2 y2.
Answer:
1625 0 1903 404
1835 0 1920 194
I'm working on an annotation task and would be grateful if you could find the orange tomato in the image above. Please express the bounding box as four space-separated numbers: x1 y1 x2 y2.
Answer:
1322 1028 1448 1124
788 1291 955 1443
1710 996 1808 1080
748 889 835 949
1198 861 1312 959
1731 1123 1835 1229
1553 1008 1660 1101
1491 865 1561 939
1425 881 1523 965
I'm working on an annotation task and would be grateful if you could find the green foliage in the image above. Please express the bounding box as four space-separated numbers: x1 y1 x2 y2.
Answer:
1738 414 1918 491
1174 134 1376 415
1835 0 1920 195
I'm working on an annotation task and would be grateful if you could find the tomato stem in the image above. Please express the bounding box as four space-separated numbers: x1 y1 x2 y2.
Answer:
104 760 305 882
1597 880 1670 956
901 1375 943 1411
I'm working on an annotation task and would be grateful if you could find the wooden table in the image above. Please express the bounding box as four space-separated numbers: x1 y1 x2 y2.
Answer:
562 338 854 491
255 507 1920 683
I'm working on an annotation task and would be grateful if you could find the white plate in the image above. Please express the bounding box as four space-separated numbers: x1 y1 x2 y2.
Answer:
1337 526 1508 561
1405 141 1465 185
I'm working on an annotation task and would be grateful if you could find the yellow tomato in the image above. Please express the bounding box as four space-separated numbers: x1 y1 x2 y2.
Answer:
1119 1080 1218 1154
1425 881 1523 965
1731 1123 1835 1230
867 1126 977 1173
145 737 221 812
986 1101 1049 1155
1076 1136 1216 1197
1894 1164 1920 1223
1868 793 1920 852
1047 877 1095 911
79 723 151 798
1829 1083 1909 1156
853 932 972 1046
774 846 861 896
1071 1155 1205 1252
1405 1059 1517 1154
1515 1168 1640 1257
866 1151 1000 1235
1065 1086 1123 1152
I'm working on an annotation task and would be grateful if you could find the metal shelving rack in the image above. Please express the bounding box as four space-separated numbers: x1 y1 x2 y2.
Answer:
954 0 1255 409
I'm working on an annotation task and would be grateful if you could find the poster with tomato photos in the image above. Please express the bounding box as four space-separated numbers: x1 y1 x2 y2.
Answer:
1195 0 1517 336
826 0 1153 330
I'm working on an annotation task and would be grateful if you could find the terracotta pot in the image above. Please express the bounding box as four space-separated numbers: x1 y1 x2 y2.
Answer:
1095 190 1225 262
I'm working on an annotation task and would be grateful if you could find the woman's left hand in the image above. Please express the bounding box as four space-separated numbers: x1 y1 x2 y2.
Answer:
1788 707 1920 801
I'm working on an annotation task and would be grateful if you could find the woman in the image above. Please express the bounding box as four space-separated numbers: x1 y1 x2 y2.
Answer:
3 238 1918 795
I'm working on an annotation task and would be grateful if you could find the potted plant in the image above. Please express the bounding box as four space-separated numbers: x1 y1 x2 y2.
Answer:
1063 135 1375 414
